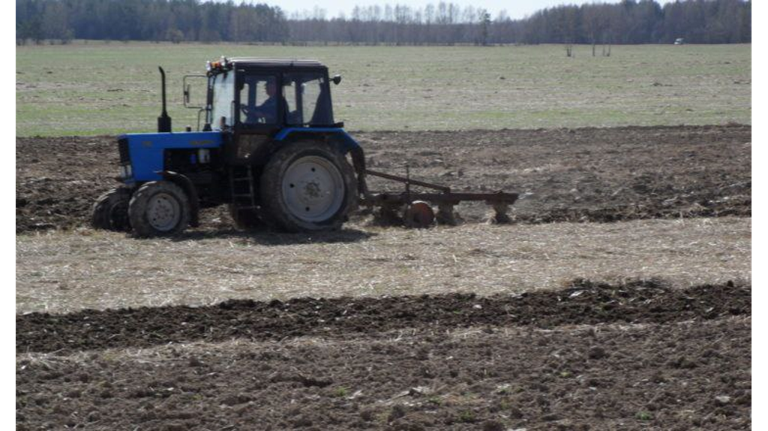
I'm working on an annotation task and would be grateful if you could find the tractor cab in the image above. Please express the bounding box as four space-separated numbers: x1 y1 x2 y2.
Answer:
198 58 348 166
205 58 339 132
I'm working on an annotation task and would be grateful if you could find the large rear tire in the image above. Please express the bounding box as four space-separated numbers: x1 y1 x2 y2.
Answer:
128 181 191 237
91 187 132 231
260 141 357 232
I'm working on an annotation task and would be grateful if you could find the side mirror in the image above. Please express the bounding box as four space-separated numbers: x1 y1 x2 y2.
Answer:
332 75 342 85
183 84 191 105
182 74 206 109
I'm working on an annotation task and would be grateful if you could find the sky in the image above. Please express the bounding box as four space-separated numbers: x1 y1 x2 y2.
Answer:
250 0 676 20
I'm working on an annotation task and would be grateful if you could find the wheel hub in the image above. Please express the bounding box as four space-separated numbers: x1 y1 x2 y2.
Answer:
303 181 322 200
147 193 181 231
282 156 345 222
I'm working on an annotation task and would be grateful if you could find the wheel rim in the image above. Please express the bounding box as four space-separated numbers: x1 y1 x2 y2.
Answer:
281 155 345 223
146 192 181 232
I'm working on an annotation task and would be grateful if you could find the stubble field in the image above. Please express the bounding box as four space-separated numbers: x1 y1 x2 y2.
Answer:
16 43 751 136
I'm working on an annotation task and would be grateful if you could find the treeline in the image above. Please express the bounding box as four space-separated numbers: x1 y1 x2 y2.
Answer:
16 0 289 43
16 0 751 45
516 0 751 45
289 0 751 45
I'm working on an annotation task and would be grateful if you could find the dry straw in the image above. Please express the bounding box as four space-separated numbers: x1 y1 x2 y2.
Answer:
16 217 750 314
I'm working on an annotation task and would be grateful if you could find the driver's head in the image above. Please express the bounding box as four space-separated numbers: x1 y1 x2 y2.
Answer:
266 81 277 97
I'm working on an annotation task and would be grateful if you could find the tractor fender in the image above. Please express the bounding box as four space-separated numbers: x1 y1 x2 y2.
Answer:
273 128 361 153
157 171 200 227
272 128 368 196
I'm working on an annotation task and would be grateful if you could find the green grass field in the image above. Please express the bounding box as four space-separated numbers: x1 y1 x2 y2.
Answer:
16 42 750 136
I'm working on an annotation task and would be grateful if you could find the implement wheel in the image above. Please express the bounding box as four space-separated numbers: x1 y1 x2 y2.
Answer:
260 141 357 232
91 187 132 231
128 181 191 237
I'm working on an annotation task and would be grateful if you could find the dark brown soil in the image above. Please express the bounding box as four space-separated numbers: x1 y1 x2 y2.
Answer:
16 125 751 232
17 279 749 353
17 282 751 430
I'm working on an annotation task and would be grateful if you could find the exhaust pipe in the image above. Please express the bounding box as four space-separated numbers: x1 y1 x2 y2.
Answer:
157 66 172 133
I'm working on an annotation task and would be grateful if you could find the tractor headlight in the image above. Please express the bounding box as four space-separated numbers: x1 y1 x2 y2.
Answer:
198 149 210 164
119 164 132 178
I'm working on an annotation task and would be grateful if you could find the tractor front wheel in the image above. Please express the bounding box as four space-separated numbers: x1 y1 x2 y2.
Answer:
260 141 357 232
91 187 132 231
128 181 191 237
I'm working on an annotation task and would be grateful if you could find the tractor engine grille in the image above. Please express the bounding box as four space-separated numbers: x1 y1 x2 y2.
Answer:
117 138 130 164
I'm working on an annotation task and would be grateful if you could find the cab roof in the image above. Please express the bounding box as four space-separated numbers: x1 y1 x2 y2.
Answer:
228 58 326 68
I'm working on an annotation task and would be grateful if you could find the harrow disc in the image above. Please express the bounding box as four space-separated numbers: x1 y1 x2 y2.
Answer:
403 201 435 228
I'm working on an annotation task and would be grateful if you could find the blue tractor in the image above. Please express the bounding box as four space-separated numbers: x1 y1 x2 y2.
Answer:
93 57 518 237
92 58 367 236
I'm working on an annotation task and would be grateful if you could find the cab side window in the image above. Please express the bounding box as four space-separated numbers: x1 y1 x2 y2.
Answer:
284 73 333 126
239 75 280 125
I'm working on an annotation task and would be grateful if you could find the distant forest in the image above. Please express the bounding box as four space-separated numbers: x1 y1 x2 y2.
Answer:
16 0 751 45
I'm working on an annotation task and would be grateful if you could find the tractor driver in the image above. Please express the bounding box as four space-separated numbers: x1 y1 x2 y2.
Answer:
242 79 288 125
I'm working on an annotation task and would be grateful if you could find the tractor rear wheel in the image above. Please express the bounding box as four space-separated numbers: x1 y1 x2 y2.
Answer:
260 141 357 232
91 187 132 231
128 181 191 237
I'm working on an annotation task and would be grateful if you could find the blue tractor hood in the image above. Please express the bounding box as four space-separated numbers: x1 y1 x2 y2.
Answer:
119 131 223 183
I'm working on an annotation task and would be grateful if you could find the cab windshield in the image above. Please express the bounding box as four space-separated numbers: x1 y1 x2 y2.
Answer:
209 72 235 130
